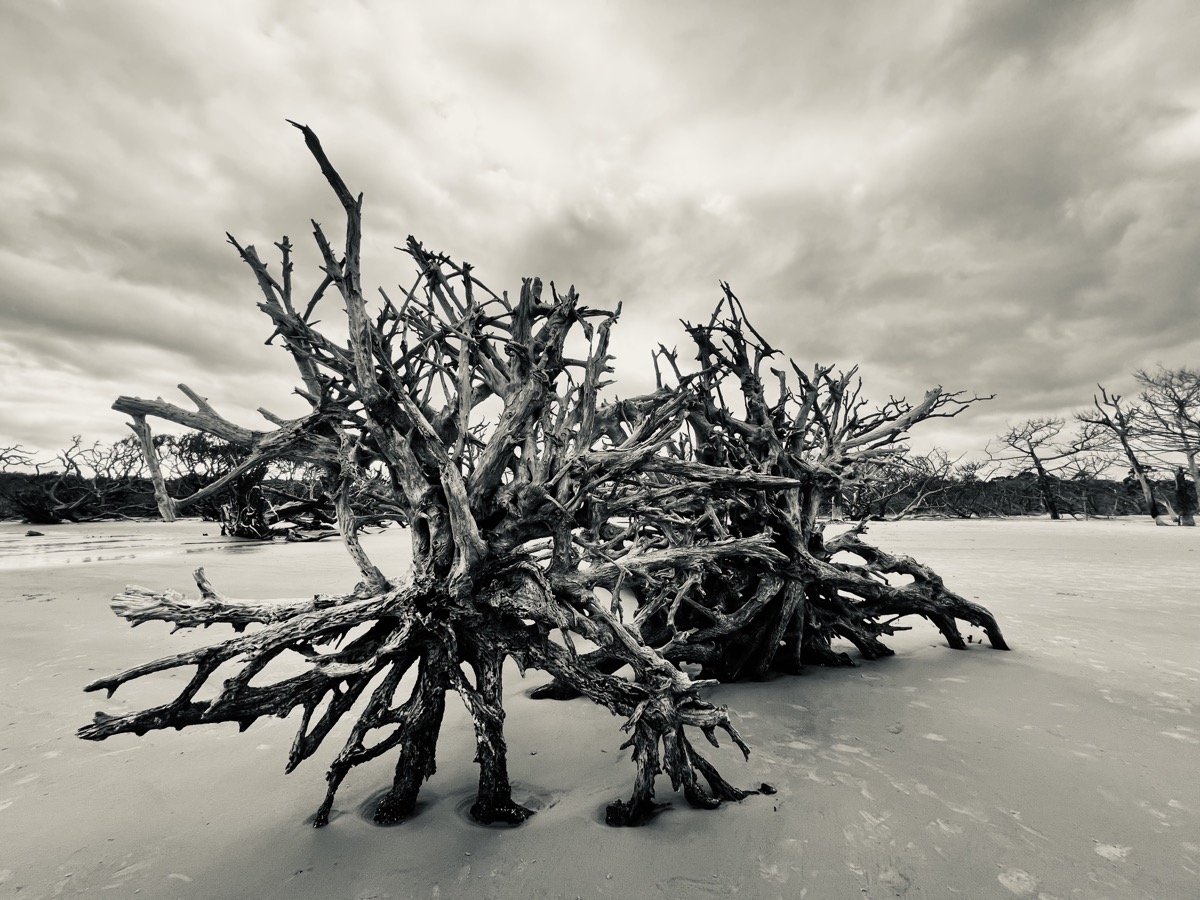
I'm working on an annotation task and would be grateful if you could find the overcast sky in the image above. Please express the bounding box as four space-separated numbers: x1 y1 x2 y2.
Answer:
3 0 1199 463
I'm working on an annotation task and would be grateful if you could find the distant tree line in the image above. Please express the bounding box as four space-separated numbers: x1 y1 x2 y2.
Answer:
840 366 1199 525
5 368 1196 531
839 451 1185 521
0 433 345 538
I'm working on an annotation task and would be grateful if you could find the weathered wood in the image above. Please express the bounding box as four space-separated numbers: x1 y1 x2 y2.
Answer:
127 416 176 521
80 124 1008 831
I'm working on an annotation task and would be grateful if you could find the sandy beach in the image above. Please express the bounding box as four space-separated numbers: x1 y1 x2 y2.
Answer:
1 517 1196 899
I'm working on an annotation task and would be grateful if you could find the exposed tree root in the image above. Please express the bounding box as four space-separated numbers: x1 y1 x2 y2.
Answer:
80 124 1008 829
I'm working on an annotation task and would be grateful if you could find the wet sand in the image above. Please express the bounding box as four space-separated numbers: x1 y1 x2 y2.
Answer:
1 518 1196 899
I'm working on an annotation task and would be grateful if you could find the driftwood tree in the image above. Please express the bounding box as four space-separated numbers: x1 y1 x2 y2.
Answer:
80 125 1007 828
1080 388 1176 525
925 459 997 518
840 449 962 521
986 418 1078 520
153 433 271 537
1134 367 1200 525
650 295 1006 670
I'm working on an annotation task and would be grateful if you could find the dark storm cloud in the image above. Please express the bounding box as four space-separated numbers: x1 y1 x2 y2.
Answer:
933 0 1130 80
623 0 1200 453
1 0 1198 460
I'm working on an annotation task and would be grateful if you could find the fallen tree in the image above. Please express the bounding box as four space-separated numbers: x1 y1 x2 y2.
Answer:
80 124 1008 828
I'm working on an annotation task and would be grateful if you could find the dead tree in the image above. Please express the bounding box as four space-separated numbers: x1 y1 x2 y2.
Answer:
79 124 1007 829
1080 388 1175 525
1134 367 1200 525
1055 443 1127 519
922 460 997 518
638 292 1006 672
841 449 961 521
986 419 1079 519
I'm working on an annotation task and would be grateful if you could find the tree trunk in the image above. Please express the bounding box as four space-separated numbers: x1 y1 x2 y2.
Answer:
1028 446 1060 519
1182 443 1199 526
459 636 532 825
